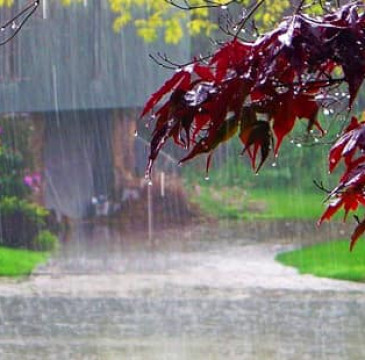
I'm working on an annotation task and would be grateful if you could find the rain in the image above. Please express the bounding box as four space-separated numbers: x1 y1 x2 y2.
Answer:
0 1 363 359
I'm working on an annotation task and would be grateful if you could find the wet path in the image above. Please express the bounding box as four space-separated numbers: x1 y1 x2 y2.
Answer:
0 222 364 359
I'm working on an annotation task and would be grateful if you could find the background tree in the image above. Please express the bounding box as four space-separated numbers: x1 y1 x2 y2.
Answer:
0 1 58 251
0 0 292 44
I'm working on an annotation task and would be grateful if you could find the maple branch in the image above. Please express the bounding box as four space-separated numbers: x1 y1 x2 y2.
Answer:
149 51 213 70
164 0 238 10
149 54 177 70
295 0 307 14
234 0 265 39
0 0 39 46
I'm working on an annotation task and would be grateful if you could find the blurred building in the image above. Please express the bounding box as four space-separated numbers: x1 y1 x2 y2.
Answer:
0 1 190 218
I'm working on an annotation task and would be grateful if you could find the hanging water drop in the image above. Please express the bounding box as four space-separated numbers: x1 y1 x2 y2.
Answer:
296 143 302 148
148 180 153 186
272 162 277 167
134 130 138 137
204 176 210 181
323 109 330 116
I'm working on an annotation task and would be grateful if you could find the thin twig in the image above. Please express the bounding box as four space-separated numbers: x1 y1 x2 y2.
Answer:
295 0 306 14
234 0 265 40
313 180 331 194
149 52 213 70
149 54 176 70
164 0 237 10
0 0 39 47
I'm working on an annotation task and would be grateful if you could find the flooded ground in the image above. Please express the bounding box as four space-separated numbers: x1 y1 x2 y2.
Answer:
0 222 364 359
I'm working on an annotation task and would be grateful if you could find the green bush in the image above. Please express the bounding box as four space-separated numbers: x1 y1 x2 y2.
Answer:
0 147 31 199
33 230 59 252
0 197 56 250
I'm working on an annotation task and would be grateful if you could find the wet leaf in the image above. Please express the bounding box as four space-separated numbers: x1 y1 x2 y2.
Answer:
350 217 365 251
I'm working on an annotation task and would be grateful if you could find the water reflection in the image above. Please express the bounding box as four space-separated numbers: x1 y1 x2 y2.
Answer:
0 222 364 360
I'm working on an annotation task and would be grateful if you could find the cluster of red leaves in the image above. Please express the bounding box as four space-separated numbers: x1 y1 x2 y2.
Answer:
142 3 365 178
318 116 365 251
142 3 365 248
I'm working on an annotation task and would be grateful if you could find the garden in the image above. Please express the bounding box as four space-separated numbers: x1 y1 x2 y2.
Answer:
0 117 58 277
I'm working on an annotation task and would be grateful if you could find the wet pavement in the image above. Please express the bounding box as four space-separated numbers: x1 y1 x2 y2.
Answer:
0 222 364 359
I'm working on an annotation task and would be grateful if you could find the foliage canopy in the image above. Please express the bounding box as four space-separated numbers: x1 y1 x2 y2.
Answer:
141 1 365 250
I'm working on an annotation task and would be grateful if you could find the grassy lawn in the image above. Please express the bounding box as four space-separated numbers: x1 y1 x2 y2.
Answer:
0 246 49 277
276 239 365 282
189 186 326 220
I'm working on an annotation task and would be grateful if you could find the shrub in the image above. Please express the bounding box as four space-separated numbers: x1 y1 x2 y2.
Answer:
0 197 56 250
32 230 59 252
0 147 31 199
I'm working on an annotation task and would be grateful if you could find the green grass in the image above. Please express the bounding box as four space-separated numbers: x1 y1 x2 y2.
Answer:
0 246 49 277
189 186 326 220
276 239 365 282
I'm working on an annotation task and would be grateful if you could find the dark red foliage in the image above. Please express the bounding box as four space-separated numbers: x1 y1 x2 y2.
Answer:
142 3 365 249
350 218 365 251
142 3 365 178
320 117 365 250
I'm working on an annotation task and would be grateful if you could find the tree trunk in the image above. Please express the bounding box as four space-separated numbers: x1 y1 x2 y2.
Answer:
112 109 138 198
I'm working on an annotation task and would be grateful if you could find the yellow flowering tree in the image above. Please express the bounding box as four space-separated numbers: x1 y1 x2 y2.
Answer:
0 0 337 44
108 0 292 44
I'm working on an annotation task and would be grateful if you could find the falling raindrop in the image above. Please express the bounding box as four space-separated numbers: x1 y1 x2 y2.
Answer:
272 162 277 167
134 130 138 137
